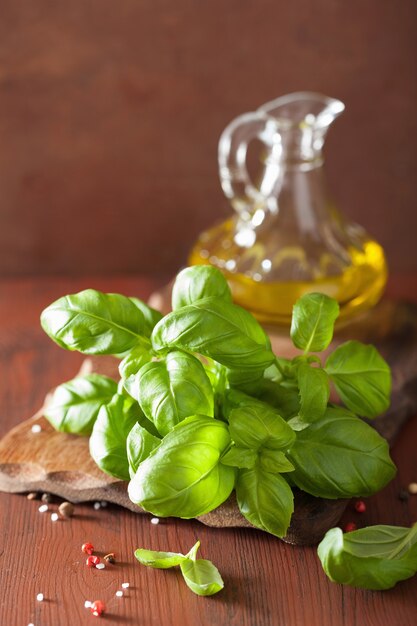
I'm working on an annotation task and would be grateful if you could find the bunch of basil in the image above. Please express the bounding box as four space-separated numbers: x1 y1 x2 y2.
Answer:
41 266 396 543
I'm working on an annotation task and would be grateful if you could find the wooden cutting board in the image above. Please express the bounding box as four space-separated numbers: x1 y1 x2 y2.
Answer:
1 297 416 545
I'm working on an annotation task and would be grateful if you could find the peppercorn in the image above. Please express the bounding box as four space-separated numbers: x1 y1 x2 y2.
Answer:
399 488 410 502
41 493 53 504
26 492 38 501
82 542 95 555
104 552 116 564
354 500 366 513
86 555 101 568
408 482 417 495
58 501 74 518
344 522 357 533
90 600 105 617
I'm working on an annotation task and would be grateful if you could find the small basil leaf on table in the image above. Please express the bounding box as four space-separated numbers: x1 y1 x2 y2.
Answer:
134 547 187 569
151 298 275 372
171 265 232 310
129 297 163 336
126 423 161 479
297 363 330 423
318 524 417 590
128 415 235 518
89 393 143 480
290 292 340 353
180 558 224 596
44 374 118 435
41 289 146 355
221 446 258 469
236 468 294 538
325 340 391 417
135 350 214 436
287 406 396 498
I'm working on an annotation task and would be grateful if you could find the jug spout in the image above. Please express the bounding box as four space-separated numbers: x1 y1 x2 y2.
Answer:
259 92 345 164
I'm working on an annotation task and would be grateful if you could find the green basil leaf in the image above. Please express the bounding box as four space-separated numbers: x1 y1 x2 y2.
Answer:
236 468 294 538
287 406 396 498
89 394 142 480
41 289 146 355
259 449 295 474
129 297 162 336
135 351 214 436
44 374 118 435
152 298 274 372
118 345 153 399
228 403 295 451
171 265 232 310
221 446 257 469
127 422 161 479
251 380 300 420
298 363 330 422
325 340 391 418
128 416 235 518
134 547 187 569
180 558 224 596
318 524 417 590
290 293 339 353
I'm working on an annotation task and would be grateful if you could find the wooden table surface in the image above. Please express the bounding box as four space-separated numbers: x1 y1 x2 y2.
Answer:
0 274 416 626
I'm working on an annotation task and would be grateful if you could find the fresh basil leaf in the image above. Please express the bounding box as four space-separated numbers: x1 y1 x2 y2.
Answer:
89 393 142 480
287 406 396 498
129 297 163 336
228 404 295 452
290 293 339 353
128 416 235 518
325 340 391 418
236 468 294 538
135 351 214 436
318 524 417 590
134 547 187 569
152 298 274 372
298 363 330 423
127 422 161 479
41 289 146 355
118 344 153 399
180 558 224 596
221 446 257 469
251 380 300 420
171 265 232 310
259 449 295 474
44 374 118 435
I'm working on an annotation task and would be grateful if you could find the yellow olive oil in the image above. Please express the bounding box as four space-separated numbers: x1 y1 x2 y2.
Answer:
189 221 387 326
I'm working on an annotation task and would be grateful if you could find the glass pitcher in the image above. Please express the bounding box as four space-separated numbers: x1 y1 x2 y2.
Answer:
189 92 387 325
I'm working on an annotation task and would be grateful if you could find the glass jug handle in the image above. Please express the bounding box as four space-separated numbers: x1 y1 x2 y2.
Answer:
218 111 279 217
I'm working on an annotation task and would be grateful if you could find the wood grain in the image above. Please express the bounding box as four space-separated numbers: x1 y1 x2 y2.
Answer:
0 276 416 626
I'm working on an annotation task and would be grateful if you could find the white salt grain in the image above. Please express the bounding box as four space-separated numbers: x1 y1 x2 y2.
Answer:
31 424 42 433
150 517 160 525
84 600 92 608
121 582 129 589
38 505 48 513
36 593 44 602
100 501 108 507
93 502 101 510
50 513 59 522
115 590 123 597
96 563 105 570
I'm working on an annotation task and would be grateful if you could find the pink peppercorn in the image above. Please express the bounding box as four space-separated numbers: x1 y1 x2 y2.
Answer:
354 500 366 513
344 522 357 533
90 600 105 617
82 542 94 555
86 555 101 568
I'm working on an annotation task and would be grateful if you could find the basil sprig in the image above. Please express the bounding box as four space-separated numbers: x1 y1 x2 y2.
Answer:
135 540 224 596
41 266 397 559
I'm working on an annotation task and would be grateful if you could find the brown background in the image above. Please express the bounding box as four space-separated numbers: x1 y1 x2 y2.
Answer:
0 0 416 277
